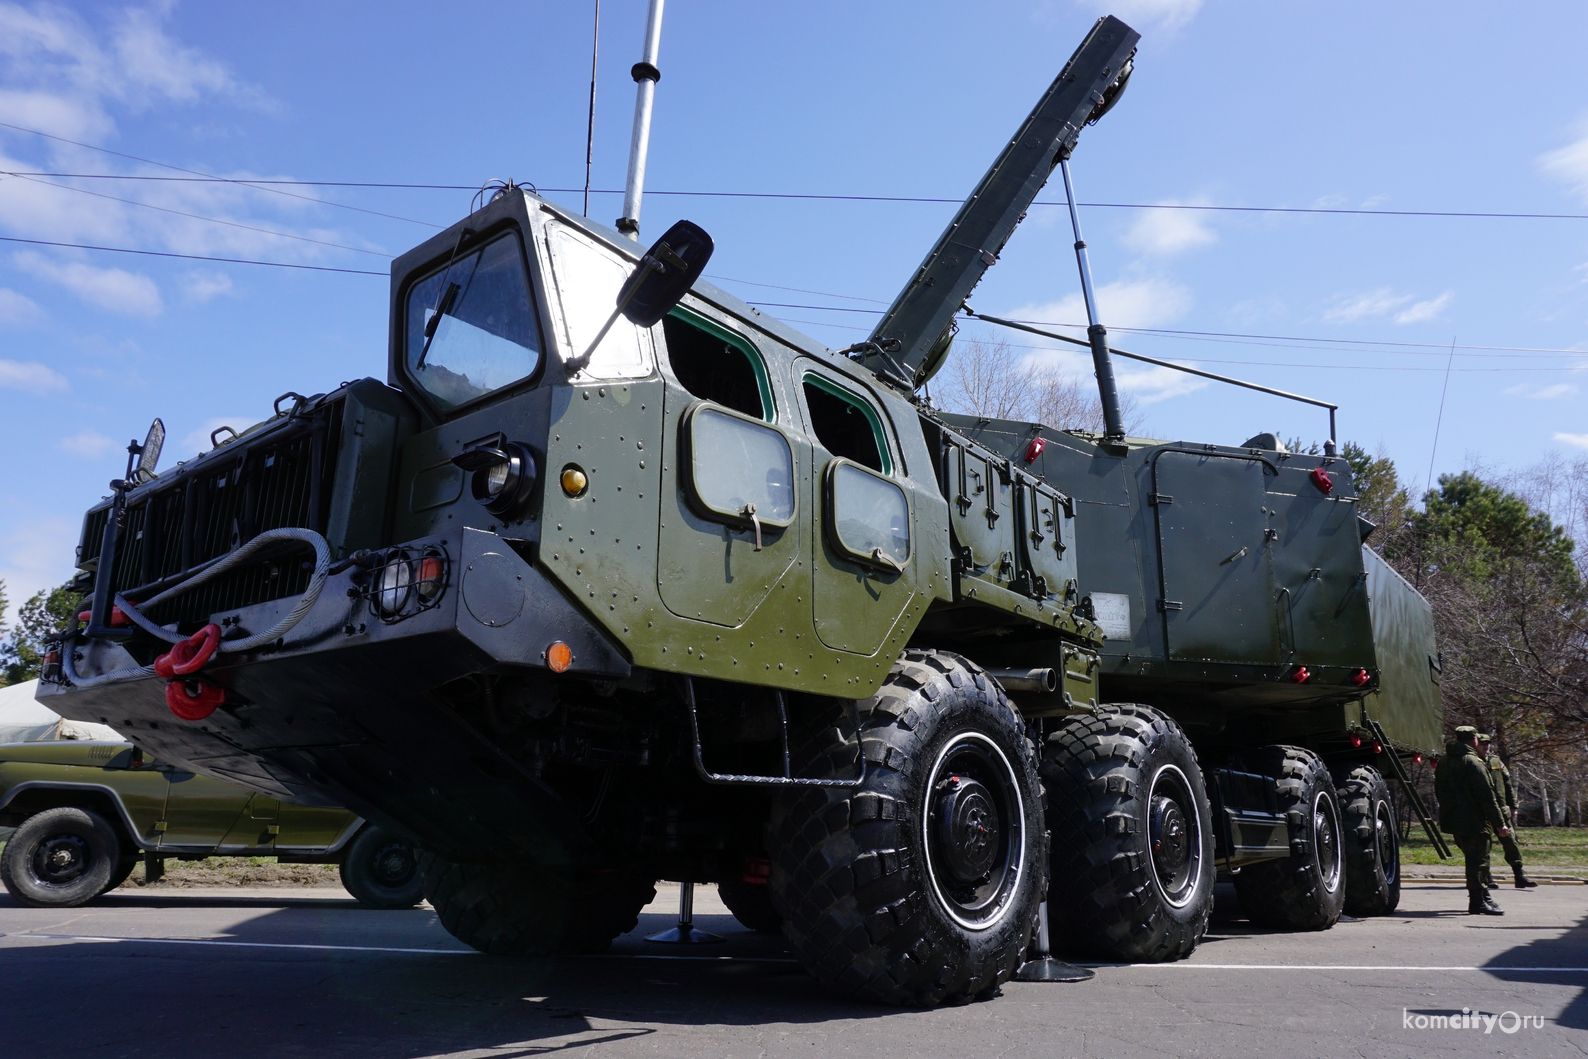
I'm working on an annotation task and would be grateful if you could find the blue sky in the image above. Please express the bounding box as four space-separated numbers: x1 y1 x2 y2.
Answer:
1 0 1586 619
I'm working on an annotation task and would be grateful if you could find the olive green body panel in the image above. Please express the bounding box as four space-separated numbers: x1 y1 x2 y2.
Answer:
1357 546 1444 756
0 740 361 855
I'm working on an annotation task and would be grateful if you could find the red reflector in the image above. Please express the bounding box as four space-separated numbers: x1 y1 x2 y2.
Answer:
44 650 60 665
417 556 444 600
1023 437 1046 463
1350 734 1362 748
1349 668 1371 687
1431 757 1439 770
1372 741 1383 754
742 856 772 885
1413 753 1423 765
1290 665 1311 684
1310 466 1334 495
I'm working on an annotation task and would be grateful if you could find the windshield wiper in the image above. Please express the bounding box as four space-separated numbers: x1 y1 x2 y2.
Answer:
416 281 461 369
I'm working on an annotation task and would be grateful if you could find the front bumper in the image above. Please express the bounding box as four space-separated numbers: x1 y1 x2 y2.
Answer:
38 527 628 859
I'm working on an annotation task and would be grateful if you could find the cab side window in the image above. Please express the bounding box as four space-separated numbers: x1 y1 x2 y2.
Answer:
803 375 887 473
663 313 770 421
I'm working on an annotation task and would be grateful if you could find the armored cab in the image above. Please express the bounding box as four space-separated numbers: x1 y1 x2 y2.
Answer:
38 15 1440 1004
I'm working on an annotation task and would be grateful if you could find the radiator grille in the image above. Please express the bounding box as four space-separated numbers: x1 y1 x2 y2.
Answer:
80 402 342 629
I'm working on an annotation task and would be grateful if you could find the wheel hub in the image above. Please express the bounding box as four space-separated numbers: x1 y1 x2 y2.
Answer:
1145 764 1203 908
933 776 1000 884
373 843 417 887
1314 792 1342 892
1150 795 1189 879
34 835 88 885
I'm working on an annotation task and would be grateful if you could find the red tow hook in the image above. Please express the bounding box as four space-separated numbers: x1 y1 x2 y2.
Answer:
154 624 224 720
166 678 226 721
154 624 222 678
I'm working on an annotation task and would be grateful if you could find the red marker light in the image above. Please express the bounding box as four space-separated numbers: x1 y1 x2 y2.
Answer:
1349 668 1371 687
1023 437 1046 464
1371 741 1383 755
1310 466 1334 495
1350 734 1363 748
1413 753 1424 765
1290 665 1311 684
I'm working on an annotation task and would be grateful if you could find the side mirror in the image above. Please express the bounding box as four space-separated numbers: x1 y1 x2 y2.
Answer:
567 220 714 374
132 418 164 484
618 220 714 328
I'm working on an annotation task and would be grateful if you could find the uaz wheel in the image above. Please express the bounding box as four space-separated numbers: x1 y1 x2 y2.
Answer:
0 806 122 908
1233 745 1345 930
339 826 426 909
1338 765 1400 916
767 650 1047 1006
718 880 782 934
1042 703 1215 962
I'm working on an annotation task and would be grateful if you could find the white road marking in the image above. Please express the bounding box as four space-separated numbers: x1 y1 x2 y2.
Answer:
1091 963 1588 972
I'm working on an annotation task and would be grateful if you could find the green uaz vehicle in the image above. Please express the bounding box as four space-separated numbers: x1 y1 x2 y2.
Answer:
38 16 1442 1004
0 692 424 910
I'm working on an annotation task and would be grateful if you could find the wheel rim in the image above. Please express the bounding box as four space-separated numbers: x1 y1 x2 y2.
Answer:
371 842 417 889
1313 790 1343 894
33 833 91 886
1147 764 1204 909
922 731 1026 931
1373 798 1399 887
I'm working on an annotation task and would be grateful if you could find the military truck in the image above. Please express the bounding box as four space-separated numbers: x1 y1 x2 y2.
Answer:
38 16 1443 1005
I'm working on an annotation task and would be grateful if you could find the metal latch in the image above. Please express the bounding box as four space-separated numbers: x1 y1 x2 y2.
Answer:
1157 599 1183 612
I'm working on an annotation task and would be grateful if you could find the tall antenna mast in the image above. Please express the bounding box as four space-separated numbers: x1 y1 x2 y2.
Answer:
583 0 601 217
617 0 665 240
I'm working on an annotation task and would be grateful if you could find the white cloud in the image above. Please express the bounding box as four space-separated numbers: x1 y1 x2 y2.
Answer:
1324 288 1411 323
1393 291 1453 324
1076 0 1203 31
1123 202 1217 257
1116 362 1209 404
1011 277 1193 333
1505 382 1578 400
15 250 161 316
1539 121 1588 203
0 357 66 393
1324 288 1453 325
58 430 116 458
1555 432 1588 450
0 286 45 325
179 415 264 457
181 270 232 303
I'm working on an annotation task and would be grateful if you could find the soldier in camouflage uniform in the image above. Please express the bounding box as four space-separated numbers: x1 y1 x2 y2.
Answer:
1434 726 1509 915
1477 733 1537 889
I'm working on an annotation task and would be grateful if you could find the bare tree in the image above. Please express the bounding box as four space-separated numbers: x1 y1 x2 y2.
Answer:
932 337 1144 435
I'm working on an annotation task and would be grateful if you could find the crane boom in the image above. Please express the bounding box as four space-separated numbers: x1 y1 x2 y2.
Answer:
859 15 1139 389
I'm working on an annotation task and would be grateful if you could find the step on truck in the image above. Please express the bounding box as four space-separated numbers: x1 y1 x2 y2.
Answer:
39 15 1444 1005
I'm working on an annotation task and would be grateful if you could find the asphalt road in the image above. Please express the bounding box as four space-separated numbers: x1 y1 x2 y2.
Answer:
1 879 1584 1058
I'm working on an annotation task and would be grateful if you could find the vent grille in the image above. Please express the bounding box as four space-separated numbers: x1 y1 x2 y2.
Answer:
80 402 342 629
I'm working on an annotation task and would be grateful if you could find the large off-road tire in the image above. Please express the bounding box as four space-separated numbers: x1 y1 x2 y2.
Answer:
419 854 656 955
718 880 782 934
1233 746 1345 930
1042 703 1215 962
1 807 121 908
1338 765 1400 916
767 650 1047 1007
339 826 425 909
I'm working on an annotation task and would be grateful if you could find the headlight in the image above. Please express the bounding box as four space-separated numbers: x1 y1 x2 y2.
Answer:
454 440 538 517
375 558 413 616
484 461 510 497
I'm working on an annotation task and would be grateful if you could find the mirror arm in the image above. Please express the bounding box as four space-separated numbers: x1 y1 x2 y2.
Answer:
565 257 658 376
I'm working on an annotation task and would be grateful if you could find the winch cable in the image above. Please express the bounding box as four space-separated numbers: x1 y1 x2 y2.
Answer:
62 527 333 688
114 527 333 653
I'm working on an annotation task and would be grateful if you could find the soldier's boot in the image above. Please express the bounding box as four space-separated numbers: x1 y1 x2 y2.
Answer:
1484 873 1499 890
1514 867 1538 889
1468 891 1505 915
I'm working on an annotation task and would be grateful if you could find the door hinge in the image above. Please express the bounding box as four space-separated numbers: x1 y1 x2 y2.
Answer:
1157 599 1183 612
153 820 168 832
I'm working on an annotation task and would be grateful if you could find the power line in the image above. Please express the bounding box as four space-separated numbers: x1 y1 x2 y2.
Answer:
0 235 386 275
3 169 1585 222
0 171 389 257
0 121 444 228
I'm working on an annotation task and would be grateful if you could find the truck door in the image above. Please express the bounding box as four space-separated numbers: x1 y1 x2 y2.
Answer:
657 311 805 628
797 364 917 656
1152 451 1281 664
97 748 171 847
157 768 249 851
1265 462 1374 667
217 794 281 851
276 804 359 851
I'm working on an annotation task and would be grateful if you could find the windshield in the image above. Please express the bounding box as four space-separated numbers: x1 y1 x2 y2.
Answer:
405 232 543 411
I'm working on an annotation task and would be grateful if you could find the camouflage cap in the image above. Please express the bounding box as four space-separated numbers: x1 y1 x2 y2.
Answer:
1454 725 1478 735
1476 732 1492 743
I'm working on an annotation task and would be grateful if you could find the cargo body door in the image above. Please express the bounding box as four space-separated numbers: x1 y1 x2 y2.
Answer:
1265 464 1374 668
942 436 1017 592
1152 451 1280 663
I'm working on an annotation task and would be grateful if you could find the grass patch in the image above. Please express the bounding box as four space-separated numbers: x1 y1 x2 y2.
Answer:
1401 825 1588 870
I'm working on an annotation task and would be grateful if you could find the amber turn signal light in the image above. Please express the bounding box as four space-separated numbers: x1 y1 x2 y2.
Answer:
546 640 573 673
560 466 588 497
